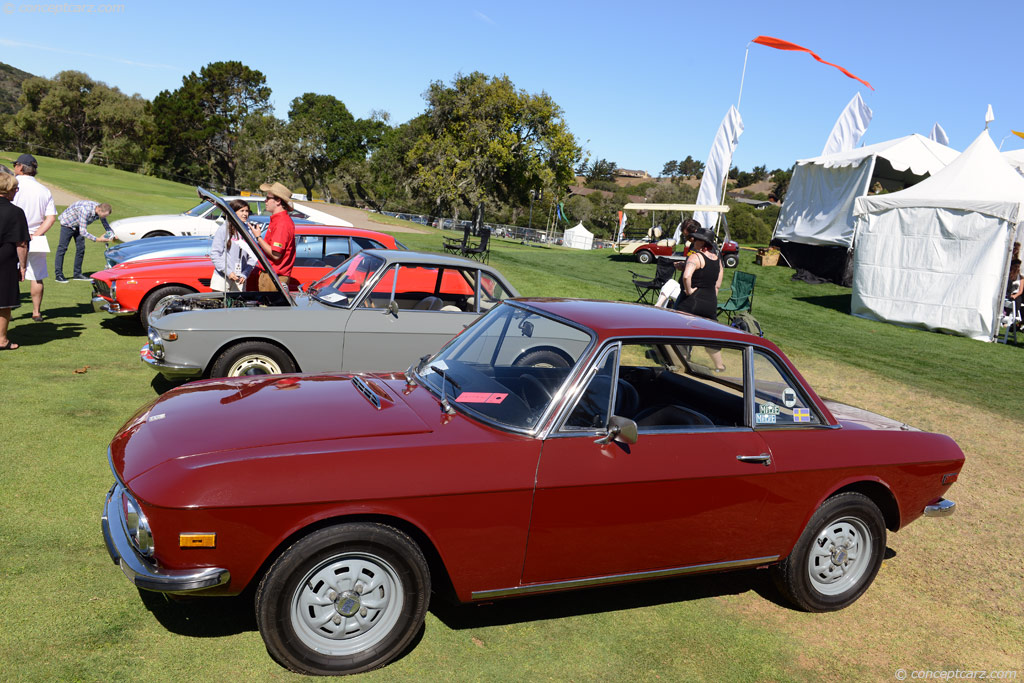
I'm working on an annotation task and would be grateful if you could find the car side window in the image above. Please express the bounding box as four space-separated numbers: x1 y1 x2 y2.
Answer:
359 265 442 310
352 237 385 252
323 237 352 266
477 273 510 312
752 350 821 426
618 341 745 431
564 350 617 430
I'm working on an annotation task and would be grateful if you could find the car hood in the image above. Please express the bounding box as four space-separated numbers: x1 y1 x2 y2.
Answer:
110 214 196 227
106 236 212 261
823 400 919 431
94 256 213 281
111 373 433 489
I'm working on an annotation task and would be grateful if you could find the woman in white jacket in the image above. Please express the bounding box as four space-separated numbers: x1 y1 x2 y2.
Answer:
210 199 257 291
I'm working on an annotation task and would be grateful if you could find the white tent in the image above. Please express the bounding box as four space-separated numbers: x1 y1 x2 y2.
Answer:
563 222 594 250
1002 148 1024 175
851 131 1024 341
772 134 959 283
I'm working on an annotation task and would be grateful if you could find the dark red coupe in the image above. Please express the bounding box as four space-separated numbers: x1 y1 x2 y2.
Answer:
102 299 963 675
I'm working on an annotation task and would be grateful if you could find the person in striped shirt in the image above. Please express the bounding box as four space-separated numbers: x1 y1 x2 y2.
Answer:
54 200 113 282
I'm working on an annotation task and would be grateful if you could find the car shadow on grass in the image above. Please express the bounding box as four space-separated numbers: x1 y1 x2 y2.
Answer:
794 293 852 313
431 567 783 629
100 316 144 337
150 374 190 395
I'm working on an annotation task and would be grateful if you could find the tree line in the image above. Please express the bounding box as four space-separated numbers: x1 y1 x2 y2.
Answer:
1 61 789 240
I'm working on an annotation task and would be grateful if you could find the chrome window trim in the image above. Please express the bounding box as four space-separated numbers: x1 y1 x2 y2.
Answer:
471 554 780 600
749 347 828 429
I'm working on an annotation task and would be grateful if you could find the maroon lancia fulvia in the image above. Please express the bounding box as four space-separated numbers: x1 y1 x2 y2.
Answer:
101 298 963 676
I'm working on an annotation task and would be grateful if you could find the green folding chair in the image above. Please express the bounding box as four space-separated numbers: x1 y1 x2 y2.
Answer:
717 271 756 324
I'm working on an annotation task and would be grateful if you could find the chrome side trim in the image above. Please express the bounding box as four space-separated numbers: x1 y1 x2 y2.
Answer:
102 483 230 594
471 555 779 600
923 498 956 518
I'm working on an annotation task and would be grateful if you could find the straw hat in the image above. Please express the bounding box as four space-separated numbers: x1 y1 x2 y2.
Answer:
259 181 293 210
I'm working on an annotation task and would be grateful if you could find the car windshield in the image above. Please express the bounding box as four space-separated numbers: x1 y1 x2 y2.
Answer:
418 304 593 432
309 252 385 305
183 201 214 217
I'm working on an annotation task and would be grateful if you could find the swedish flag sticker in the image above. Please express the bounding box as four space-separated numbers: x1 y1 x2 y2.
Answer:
793 408 811 422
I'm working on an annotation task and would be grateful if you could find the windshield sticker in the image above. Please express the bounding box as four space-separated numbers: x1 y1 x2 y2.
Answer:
758 402 780 415
455 391 507 404
755 413 777 424
782 388 796 408
793 407 811 422
320 293 347 303
421 360 446 376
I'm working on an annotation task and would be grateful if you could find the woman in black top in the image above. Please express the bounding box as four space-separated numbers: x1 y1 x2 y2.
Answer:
674 225 725 370
0 172 30 350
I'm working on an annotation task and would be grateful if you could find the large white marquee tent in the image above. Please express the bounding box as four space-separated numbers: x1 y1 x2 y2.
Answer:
851 131 1024 341
563 222 595 250
772 134 959 283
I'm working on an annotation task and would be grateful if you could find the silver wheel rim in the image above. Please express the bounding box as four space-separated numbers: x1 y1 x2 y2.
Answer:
228 354 281 376
806 515 872 596
290 552 404 656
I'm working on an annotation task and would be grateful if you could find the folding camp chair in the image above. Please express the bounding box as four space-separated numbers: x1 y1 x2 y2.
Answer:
999 298 1019 344
717 270 756 323
442 224 471 255
630 257 677 305
461 227 491 263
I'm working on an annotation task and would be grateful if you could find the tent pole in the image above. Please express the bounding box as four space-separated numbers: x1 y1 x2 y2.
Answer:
737 43 751 110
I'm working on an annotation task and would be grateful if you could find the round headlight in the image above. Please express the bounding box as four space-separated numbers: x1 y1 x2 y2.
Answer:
147 328 165 360
122 493 155 558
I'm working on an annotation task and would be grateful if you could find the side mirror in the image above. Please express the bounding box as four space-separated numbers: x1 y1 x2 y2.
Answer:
383 300 399 317
594 415 638 445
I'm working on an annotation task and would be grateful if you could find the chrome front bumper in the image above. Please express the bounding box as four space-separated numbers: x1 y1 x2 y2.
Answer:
923 498 956 518
92 296 136 316
140 344 203 379
101 483 229 593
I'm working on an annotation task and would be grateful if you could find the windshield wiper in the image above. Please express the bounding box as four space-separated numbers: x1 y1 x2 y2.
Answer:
430 364 460 415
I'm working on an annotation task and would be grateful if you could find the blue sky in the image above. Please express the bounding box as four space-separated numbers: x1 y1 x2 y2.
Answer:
3 0 1023 175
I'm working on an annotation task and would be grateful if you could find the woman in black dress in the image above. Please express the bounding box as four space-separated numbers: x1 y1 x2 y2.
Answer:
674 226 725 370
0 172 30 350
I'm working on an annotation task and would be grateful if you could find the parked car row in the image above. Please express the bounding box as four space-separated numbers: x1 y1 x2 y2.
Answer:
97 189 964 677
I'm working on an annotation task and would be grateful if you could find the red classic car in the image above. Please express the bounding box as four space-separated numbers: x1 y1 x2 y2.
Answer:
90 226 401 328
101 299 963 675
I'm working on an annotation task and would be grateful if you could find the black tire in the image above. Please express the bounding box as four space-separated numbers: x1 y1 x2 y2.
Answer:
141 230 172 239
512 347 573 368
255 522 430 676
139 285 194 329
771 492 886 612
724 254 738 269
211 341 297 377
637 250 654 265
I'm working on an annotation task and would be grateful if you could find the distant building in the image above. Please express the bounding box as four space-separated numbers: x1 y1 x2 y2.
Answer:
614 168 650 179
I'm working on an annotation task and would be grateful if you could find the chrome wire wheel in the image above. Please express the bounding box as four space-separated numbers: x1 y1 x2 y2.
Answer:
290 551 404 657
227 354 282 376
806 515 872 596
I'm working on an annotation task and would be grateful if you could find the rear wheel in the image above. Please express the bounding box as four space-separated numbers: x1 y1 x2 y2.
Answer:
139 285 193 328
771 492 886 612
255 523 430 676
724 254 738 268
637 250 654 265
211 341 297 377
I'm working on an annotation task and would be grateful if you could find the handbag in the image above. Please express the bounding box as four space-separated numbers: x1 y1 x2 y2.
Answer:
209 269 228 292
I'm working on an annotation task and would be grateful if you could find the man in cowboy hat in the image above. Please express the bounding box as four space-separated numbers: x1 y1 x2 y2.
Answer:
255 181 297 292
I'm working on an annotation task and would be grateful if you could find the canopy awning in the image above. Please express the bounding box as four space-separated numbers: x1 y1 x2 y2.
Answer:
622 203 729 212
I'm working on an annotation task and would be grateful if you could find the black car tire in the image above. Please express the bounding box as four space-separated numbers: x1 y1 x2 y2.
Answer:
141 230 172 238
512 347 573 368
211 341 297 377
724 254 738 268
771 492 886 612
255 522 430 676
637 250 654 265
139 285 194 329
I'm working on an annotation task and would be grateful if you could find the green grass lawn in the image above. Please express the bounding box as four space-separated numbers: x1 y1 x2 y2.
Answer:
1 157 1022 681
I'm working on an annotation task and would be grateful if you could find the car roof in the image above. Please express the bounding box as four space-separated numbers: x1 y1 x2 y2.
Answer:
512 298 776 347
293 226 394 242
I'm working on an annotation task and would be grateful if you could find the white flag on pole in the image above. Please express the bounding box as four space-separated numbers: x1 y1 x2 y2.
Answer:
821 92 873 156
985 104 995 126
694 105 744 233
929 122 949 147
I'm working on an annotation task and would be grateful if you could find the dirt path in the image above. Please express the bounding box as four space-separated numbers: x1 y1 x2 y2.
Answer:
40 181 85 207
292 201 428 234
724 352 1024 678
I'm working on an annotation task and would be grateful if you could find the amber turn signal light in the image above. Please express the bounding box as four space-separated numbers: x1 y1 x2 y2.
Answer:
179 533 216 548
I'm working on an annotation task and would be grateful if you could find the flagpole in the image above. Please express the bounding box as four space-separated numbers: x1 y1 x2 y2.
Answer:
737 42 751 110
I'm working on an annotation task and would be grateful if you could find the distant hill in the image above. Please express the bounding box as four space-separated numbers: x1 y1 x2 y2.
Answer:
0 62 34 115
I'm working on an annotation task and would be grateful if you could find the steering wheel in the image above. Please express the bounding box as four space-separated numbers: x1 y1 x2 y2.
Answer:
519 374 552 411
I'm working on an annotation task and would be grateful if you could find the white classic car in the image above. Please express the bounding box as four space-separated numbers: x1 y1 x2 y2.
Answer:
109 196 353 242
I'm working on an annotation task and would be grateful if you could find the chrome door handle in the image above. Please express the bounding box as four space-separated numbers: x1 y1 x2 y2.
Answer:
736 453 772 466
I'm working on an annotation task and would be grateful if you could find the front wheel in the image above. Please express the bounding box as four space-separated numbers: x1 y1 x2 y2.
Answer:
256 523 430 676
637 250 654 265
724 254 738 268
139 285 193 329
771 492 886 612
211 341 297 377
141 230 172 239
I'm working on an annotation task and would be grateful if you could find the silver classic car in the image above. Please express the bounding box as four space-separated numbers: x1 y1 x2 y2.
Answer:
142 190 519 379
